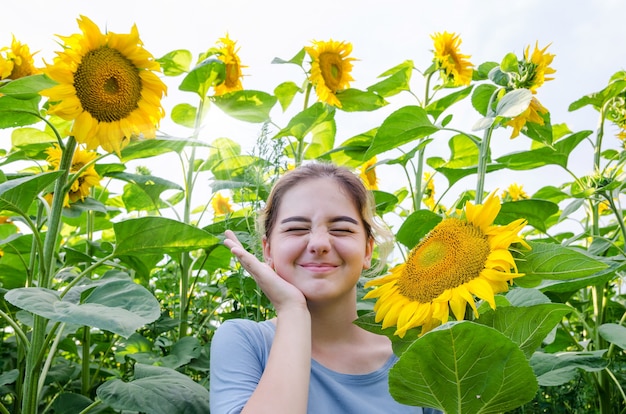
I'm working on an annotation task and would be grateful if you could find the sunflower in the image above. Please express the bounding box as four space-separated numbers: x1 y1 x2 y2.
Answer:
501 183 528 202
506 96 548 139
212 192 233 216
40 15 167 155
619 129 626 150
46 144 101 205
521 42 555 92
305 39 356 108
0 36 40 80
359 157 379 191
431 31 473 87
364 192 529 337
213 34 244 96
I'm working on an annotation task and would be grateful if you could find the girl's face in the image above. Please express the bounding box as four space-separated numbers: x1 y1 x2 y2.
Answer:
263 177 373 304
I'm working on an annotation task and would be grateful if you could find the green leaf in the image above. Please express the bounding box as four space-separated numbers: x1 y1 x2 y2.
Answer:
0 95 42 129
120 137 212 162
496 88 533 118
275 102 334 140
0 171 63 215
171 103 197 128
496 199 559 233
274 81 301 111
179 57 225 96
0 74 57 99
271 47 306 66
303 118 336 159
365 106 439 158
476 304 572 358
396 210 442 249
336 88 387 112
157 49 193 76
425 86 473 121
213 90 277 123
530 351 607 386
113 216 219 256
472 84 498 116
5 278 160 338
106 172 183 212
372 190 399 215
515 241 609 288
569 79 626 112
366 60 413 98
390 321 537 413
599 323 626 349
500 52 520 74
96 364 210 414
496 130 591 170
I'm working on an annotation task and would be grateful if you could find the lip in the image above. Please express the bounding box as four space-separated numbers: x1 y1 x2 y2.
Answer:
298 263 339 273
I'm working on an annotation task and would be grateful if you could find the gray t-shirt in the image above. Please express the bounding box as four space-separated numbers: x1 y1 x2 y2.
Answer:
209 319 441 414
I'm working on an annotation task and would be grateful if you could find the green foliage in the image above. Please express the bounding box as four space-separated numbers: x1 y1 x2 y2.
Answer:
0 20 625 414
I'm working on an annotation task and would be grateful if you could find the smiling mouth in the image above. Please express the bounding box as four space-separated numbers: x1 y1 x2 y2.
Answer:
299 263 338 272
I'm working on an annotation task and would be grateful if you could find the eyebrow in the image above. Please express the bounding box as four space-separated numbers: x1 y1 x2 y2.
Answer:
280 216 359 225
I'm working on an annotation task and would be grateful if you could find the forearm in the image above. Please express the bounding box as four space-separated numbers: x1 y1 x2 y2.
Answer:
242 306 311 414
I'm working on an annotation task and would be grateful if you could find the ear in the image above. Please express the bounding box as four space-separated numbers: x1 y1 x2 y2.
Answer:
262 235 273 268
362 237 374 269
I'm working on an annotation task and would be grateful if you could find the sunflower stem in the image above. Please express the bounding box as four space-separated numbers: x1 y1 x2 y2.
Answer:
475 126 494 204
21 136 76 414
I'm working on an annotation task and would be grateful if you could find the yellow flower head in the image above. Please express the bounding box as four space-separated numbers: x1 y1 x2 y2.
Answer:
422 172 436 210
431 31 473 87
0 36 40 80
305 39 356 108
359 157 379 191
618 129 626 150
213 34 245 96
46 144 101 205
501 183 528 202
364 192 530 337
506 96 548 139
40 15 167 155
212 192 233 216
522 42 555 92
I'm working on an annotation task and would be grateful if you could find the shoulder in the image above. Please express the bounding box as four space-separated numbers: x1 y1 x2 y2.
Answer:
211 319 276 349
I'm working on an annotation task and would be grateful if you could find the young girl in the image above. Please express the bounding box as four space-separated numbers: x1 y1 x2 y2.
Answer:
210 162 440 414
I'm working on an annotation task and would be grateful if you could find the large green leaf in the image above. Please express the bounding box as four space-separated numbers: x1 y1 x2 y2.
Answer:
476 304 572 358
364 106 439 158
530 351 607 386
120 137 212 162
495 199 559 233
157 49 193 76
179 57 225 96
106 172 183 212
425 85 473 120
275 102 334 141
0 74 57 99
396 209 442 249
599 323 626 349
113 216 219 256
213 90 277 123
389 321 537 413
515 241 609 288
495 88 533 118
4 277 160 338
366 60 413 98
335 88 387 112
0 171 63 215
96 364 210 414
496 130 590 170
0 95 42 129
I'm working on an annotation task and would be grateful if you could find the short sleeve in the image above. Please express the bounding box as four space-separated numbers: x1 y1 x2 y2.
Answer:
209 319 273 414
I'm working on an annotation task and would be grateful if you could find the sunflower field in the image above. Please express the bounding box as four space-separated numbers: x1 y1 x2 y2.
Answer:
1 14 625 414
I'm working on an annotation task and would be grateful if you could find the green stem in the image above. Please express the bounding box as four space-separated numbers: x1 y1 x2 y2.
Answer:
78 400 102 414
0 308 29 351
413 147 425 210
475 126 494 204
21 136 77 414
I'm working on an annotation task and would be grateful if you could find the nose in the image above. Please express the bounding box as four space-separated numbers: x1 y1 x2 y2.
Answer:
308 228 331 254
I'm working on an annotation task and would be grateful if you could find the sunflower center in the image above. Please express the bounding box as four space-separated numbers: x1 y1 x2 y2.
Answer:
398 218 491 302
318 52 343 91
74 46 142 122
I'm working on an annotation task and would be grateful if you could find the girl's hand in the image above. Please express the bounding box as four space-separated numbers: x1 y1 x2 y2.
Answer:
224 230 307 313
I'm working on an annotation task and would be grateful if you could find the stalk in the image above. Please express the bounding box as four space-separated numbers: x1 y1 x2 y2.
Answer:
475 126 494 204
21 137 77 414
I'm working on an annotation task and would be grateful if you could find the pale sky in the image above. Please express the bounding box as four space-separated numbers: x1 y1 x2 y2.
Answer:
4 0 625 205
